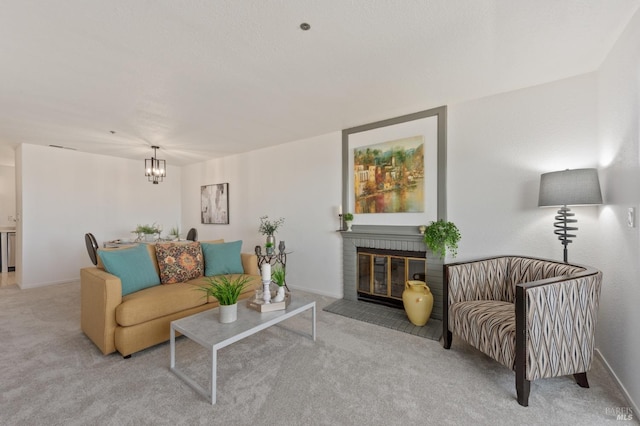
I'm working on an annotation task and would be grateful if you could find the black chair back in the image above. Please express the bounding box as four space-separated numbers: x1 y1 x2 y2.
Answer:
186 228 197 241
85 233 99 265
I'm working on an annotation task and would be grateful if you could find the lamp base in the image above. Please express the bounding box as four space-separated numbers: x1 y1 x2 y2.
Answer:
554 206 578 263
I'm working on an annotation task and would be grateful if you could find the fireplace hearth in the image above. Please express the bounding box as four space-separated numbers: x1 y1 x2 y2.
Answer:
341 225 443 320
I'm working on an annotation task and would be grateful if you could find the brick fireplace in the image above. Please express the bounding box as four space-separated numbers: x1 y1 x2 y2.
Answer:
340 225 443 320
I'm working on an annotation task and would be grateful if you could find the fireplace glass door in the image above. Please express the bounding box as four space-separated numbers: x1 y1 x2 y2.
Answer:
357 249 426 307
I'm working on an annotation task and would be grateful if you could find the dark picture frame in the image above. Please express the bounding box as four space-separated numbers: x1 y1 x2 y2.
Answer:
201 183 229 224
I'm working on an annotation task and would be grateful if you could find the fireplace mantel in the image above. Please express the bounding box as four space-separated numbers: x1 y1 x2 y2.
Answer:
340 225 443 320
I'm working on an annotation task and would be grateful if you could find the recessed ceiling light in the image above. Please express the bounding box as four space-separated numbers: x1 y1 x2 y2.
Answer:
300 22 310 31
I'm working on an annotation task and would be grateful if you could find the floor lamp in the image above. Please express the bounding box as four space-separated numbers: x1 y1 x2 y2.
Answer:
538 168 603 263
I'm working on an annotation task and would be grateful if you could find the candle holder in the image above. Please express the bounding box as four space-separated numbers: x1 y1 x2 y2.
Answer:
262 279 271 304
338 214 345 231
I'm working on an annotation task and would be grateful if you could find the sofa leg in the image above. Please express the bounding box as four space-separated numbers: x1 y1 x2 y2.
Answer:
123 354 131 359
516 376 530 407
443 330 452 349
574 372 589 388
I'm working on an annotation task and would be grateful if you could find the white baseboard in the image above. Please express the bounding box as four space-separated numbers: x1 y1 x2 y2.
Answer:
595 348 639 417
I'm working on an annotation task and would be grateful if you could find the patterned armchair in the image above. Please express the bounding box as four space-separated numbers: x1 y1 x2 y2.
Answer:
443 256 602 406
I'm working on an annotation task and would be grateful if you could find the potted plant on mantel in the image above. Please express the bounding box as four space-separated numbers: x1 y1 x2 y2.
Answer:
197 275 252 323
259 216 285 255
343 213 354 232
422 219 462 259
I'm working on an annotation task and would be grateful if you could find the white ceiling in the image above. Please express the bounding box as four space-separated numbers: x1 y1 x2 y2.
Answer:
1 1 639 167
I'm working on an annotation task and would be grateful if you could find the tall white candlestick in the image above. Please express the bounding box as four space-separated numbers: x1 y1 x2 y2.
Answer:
337 205 342 215
261 263 271 281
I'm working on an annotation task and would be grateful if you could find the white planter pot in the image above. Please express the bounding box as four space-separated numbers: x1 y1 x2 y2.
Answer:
219 303 238 323
273 286 286 302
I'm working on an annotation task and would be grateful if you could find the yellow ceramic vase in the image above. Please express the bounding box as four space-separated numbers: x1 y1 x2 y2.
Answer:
402 280 434 326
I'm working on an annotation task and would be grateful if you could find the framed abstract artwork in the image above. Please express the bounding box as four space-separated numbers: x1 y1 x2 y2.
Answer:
201 183 229 224
342 106 447 225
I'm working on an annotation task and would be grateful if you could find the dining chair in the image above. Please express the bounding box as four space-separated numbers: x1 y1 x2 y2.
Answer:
85 233 99 265
186 228 198 241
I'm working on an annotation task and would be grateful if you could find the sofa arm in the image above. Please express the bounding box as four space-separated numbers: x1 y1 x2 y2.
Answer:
241 253 259 276
80 267 123 355
515 269 602 382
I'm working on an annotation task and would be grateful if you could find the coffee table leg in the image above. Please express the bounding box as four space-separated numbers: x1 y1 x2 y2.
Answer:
312 304 316 341
210 349 217 404
170 326 176 368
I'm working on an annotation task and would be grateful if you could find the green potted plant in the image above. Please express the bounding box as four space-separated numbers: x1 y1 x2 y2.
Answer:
136 224 158 234
259 216 285 254
197 275 252 323
265 241 275 254
423 219 461 259
135 223 160 242
343 213 354 231
271 265 287 302
168 226 180 240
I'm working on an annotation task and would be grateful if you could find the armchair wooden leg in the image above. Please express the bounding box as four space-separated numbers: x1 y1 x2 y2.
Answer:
574 372 589 388
443 330 452 349
516 376 530 407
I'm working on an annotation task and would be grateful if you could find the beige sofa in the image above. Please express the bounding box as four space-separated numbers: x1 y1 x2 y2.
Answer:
80 241 261 357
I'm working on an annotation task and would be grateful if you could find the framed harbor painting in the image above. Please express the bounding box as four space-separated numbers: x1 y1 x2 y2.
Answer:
342 106 447 226
201 183 229 224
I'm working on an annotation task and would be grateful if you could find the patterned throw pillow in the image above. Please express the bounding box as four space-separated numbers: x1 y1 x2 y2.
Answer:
155 242 204 284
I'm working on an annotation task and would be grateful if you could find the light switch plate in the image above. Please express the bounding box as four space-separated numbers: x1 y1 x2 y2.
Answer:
628 207 635 228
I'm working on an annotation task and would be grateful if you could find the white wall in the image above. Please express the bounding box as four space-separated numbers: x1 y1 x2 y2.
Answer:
596 7 640 412
17 144 182 288
181 132 343 297
448 73 601 265
0 164 16 227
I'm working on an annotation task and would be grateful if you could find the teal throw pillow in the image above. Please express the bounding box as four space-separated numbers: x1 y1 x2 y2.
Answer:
98 244 160 296
202 240 244 276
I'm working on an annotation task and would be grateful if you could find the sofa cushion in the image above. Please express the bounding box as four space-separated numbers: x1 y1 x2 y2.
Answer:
98 244 160 296
116 280 208 326
155 242 204 284
202 240 244 276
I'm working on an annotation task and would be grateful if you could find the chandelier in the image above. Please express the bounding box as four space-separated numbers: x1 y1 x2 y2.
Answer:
144 145 166 184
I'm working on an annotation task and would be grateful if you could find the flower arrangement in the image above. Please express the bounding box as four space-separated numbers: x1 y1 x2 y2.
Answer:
343 213 354 221
258 216 285 236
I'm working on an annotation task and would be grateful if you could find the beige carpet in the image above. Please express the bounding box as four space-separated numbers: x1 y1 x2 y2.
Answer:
0 281 635 425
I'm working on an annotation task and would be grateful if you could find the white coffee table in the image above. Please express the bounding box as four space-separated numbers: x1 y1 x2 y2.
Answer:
169 294 316 404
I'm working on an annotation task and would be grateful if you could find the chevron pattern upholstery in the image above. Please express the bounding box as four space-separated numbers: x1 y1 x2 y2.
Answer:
443 256 602 406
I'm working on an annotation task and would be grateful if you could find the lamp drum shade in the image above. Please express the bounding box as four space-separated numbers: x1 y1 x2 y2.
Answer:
538 168 603 207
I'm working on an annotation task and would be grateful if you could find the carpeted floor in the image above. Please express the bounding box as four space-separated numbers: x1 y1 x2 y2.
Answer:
0 281 636 425
323 298 442 340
